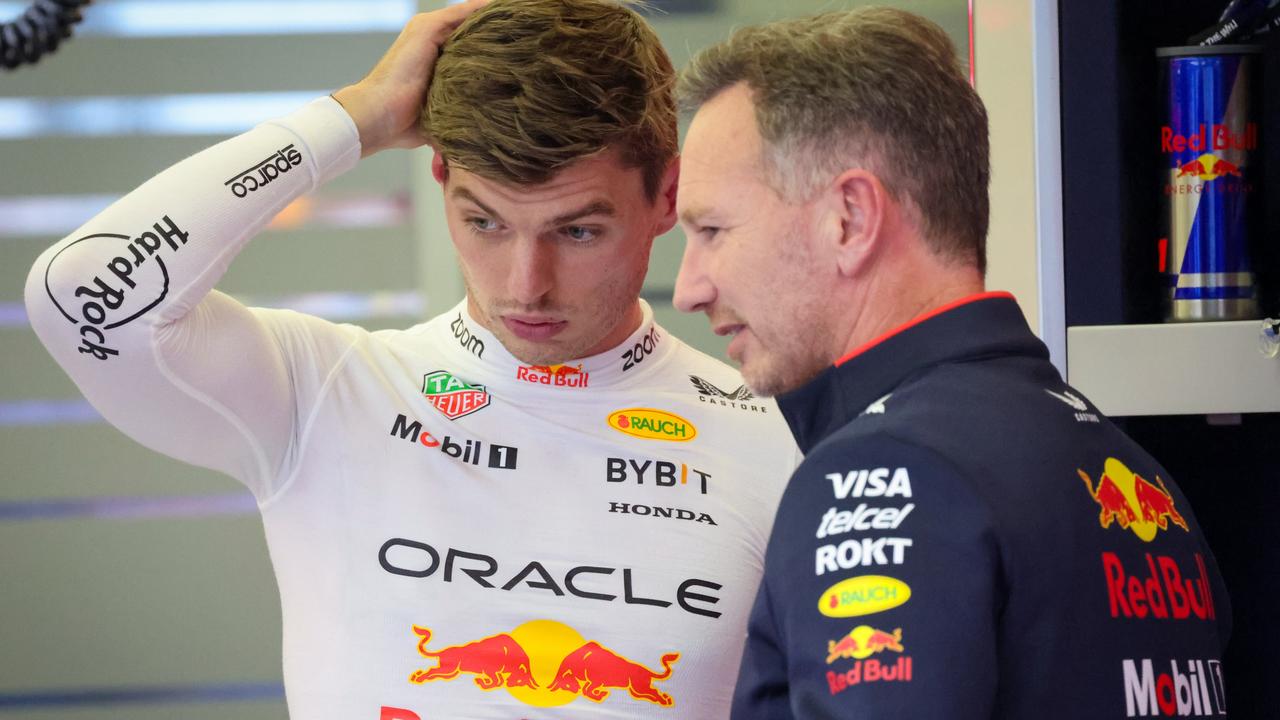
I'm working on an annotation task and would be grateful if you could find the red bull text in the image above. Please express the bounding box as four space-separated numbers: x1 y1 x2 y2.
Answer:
826 657 913 695
516 364 589 388
1102 552 1217 621
823 622 912 696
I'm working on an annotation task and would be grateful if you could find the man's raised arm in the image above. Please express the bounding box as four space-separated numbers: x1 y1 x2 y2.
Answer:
23 1 486 498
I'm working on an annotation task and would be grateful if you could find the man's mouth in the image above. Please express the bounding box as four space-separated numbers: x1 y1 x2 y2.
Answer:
502 315 568 341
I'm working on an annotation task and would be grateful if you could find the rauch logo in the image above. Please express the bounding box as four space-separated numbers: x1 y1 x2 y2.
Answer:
607 409 696 442
818 575 911 618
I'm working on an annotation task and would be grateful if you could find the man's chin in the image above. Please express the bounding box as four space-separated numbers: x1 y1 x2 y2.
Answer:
500 334 585 366
743 359 822 398
741 364 784 399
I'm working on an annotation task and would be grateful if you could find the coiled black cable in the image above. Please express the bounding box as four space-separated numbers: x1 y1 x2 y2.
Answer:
1 0 92 70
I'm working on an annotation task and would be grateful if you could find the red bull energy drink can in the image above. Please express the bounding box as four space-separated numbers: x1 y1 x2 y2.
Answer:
1157 45 1262 321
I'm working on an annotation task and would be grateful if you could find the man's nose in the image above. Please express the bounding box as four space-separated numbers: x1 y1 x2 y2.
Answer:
508 236 556 305
673 237 715 314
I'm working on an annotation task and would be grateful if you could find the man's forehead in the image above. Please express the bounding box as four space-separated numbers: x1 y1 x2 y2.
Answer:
683 91 763 180
678 88 768 218
686 84 761 152
446 150 645 217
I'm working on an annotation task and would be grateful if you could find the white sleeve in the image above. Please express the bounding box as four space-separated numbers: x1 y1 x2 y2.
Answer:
23 97 362 499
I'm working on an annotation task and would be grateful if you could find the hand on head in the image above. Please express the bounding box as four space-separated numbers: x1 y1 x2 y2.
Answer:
332 0 489 157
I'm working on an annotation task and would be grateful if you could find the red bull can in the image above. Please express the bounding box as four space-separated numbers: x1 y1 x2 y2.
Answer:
1157 45 1262 321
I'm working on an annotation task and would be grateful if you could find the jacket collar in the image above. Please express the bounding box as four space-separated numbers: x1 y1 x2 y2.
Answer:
777 292 1048 452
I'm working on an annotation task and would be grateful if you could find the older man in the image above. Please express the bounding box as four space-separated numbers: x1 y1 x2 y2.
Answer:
674 8 1230 719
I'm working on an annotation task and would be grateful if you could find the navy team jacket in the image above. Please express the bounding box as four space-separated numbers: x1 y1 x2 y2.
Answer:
731 293 1231 719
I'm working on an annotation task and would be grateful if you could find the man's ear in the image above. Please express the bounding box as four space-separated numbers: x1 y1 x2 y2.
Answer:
654 156 680 235
831 169 888 278
431 151 449 185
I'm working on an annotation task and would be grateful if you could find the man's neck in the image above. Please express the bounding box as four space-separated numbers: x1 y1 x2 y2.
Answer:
834 260 985 363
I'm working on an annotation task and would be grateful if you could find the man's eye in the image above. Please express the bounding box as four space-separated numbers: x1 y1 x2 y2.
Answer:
563 226 599 243
701 226 722 239
466 217 500 233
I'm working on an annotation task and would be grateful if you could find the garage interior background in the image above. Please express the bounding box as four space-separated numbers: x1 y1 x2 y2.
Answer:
2 0 1277 718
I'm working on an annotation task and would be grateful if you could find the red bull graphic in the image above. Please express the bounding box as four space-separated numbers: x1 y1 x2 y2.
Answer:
421 370 490 420
405 620 680 709
549 641 680 707
1078 458 1188 542
409 626 537 689
826 625 904 664
1170 152 1246 182
1174 159 1207 178
516 363 589 388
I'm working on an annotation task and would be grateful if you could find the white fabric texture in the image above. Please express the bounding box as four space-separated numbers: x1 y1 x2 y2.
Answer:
25 97 800 719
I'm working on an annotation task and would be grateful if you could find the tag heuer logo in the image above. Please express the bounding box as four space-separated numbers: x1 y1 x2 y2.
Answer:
689 375 754 401
422 370 490 420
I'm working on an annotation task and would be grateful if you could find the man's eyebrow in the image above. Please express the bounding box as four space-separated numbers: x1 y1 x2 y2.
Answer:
679 206 714 227
548 201 616 227
451 187 505 222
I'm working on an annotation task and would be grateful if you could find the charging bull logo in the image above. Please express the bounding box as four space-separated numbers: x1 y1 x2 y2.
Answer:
826 626 904 664
409 626 536 689
1078 458 1189 542
549 641 679 706
1174 153 1243 182
406 620 680 709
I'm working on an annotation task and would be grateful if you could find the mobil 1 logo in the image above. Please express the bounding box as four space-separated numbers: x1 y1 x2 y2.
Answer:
391 414 518 470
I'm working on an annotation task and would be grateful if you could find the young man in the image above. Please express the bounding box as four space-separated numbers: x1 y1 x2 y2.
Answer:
674 8 1230 719
24 1 797 717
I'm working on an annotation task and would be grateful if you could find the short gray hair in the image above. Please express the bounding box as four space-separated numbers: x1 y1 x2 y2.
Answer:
678 7 990 273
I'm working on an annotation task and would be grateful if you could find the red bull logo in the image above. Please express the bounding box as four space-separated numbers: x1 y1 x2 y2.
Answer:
421 370 490 420
826 626 904 664
1170 153 1244 183
406 620 680 709
516 363 589 388
1078 458 1188 542
1102 552 1216 622
826 656 913 695
1161 122 1257 155
548 641 679 707
409 626 536 689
